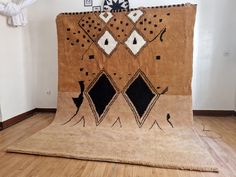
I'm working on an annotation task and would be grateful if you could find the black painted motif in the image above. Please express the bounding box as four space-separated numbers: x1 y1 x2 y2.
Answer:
123 70 159 128
63 81 85 125
167 113 174 128
111 117 122 128
156 56 161 60
103 0 129 11
149 120 163 130
71 116 86 127
133 37 137 44
89 55 95 59
126 75 155 118
86 71 118 126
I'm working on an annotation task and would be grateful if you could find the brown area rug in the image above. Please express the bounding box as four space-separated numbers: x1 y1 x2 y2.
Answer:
7 4 218 172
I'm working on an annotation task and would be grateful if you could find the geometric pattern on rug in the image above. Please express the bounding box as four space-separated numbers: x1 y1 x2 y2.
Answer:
124 30 147 55
7 5 219 173
135 9 169 42
99 12 113 23
86 70 119 126
97 30 118 56
79 13 105 41
107 12 134 42
128 10 144 23
123 70 159 127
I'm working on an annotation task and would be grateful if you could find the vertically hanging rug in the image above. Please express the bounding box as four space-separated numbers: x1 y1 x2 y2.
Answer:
7 4 218 172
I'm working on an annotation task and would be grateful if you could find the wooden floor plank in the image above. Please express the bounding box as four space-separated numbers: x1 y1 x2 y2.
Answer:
0 113 235 177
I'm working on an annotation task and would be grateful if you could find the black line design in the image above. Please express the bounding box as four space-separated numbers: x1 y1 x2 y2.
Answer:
161 86 169 95
111 117 122 128
81 41 93 60
78 15 101 60
71 116 85 127
62 81 85 125
149 27 166 42
167 113 174 128
149 120 163 130
61 4 192 15
61 4 191 16
79 15 100 42
160 28 166 42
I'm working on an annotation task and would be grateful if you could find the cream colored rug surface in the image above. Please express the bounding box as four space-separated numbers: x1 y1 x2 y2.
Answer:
7 4 218 172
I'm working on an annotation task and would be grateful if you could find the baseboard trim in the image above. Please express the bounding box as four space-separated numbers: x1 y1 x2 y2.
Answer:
0 108 235 131
1 109 36 130
35 108 57 113
0 108 57 131
193 110 236 117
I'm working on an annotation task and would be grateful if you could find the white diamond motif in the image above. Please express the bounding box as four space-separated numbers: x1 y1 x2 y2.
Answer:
97 31 118 55
128 10 144 23
125 30 146 55
99 12 113 23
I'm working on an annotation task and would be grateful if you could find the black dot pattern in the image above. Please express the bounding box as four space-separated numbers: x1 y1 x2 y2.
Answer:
65 26 92 49
136 13 169 41
79 14 105 41
107 13 134 42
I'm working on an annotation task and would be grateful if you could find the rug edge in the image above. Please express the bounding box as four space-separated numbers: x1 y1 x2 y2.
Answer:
6 148 219 173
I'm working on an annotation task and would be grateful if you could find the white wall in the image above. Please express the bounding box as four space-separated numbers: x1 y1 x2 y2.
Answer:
192 0 236 110
26 0 103 109
0 7 35 121
1 0 236 121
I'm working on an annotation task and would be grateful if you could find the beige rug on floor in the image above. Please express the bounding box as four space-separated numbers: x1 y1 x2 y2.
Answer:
7 4 218 172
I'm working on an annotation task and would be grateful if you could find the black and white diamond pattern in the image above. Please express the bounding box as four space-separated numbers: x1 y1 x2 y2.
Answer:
125 30 146 55
128 10 144 23
123 70 159 128
99 12 113 23
97 31 118 55
86 71 118 126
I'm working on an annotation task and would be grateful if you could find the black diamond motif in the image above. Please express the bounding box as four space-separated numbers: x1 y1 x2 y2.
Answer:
124 70 158 127
87 72 118 126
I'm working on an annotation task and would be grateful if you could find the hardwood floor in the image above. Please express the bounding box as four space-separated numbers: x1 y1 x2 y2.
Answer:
0 113 235 177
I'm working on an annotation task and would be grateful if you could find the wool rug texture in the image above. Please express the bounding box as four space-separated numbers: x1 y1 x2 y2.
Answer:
7 4 218 172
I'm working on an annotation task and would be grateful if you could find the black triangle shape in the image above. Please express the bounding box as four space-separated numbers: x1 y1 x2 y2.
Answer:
133 37 137 45
104 39 109 45
71 116 85 127
149 120 163 130
111 117 122 128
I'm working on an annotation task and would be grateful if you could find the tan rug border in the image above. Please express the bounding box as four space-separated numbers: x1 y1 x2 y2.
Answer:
7 148 219 173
